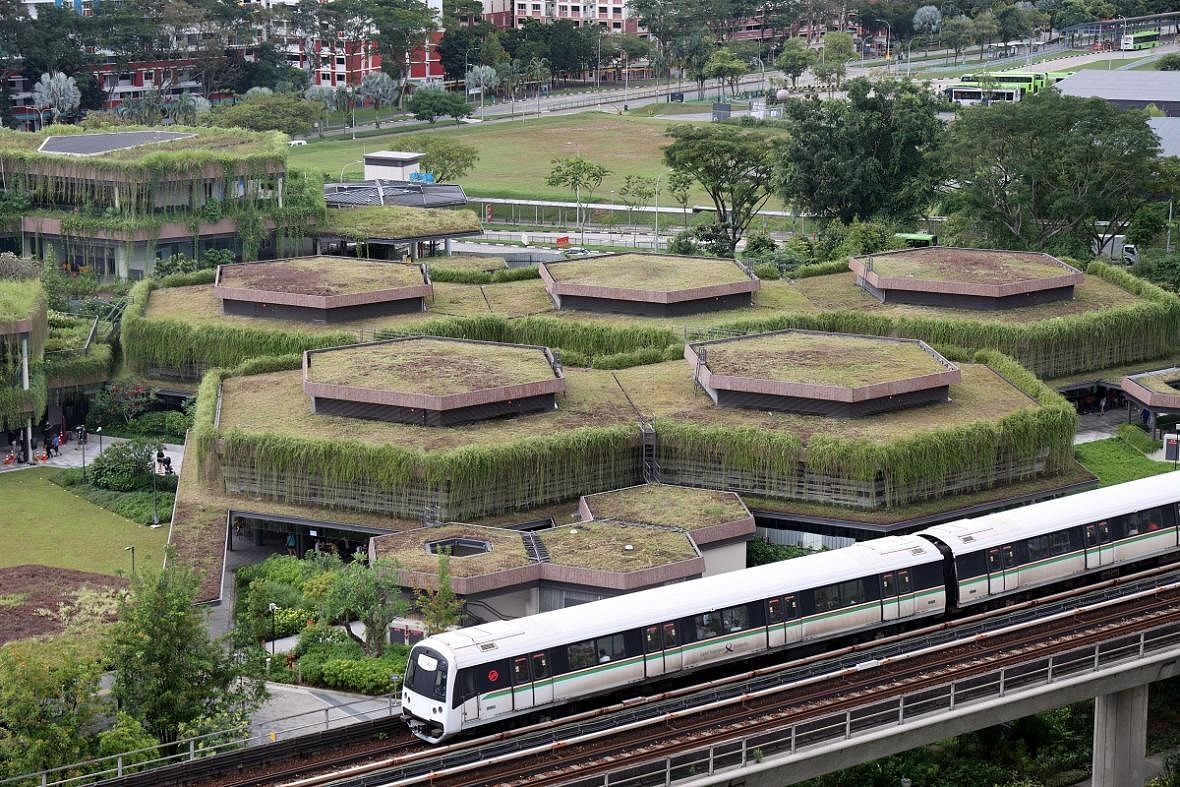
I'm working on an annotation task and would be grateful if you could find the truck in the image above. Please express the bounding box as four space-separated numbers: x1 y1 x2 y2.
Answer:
1092 234 1138 265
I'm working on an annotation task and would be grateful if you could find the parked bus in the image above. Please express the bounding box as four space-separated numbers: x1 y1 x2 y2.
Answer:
1121 30 1161 50
959 71 1047 94
944 84 1024 105
894 232 938 248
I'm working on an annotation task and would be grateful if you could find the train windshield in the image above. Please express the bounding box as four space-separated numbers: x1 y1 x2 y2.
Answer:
405 646 449 701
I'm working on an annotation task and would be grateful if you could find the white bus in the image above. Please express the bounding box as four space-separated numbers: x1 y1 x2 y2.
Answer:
944 85 1023 106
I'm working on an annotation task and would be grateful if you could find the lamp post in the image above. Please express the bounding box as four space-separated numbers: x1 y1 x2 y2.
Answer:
268 602 278 656
751 56 766 96
653 172 665 251
95 425 102 454
1110 17 1126 68
124 545 135 576
79 427 87 483
882 20 892 68
339 159 362 183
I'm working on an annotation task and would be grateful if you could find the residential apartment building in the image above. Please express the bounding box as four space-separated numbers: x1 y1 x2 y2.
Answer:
485 0 642 34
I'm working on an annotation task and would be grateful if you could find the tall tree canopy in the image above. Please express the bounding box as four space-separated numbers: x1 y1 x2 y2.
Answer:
663 123 778 255
777 77 944 223
942 90 1161 254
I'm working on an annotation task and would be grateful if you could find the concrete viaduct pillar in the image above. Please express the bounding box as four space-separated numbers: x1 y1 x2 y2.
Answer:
1092 684 1149 787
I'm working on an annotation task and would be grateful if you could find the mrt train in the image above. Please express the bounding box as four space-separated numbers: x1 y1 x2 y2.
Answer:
402 473 1180 742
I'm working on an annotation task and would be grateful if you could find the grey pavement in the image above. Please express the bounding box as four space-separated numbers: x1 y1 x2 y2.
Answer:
1074 409 1131 445
1 433 184 475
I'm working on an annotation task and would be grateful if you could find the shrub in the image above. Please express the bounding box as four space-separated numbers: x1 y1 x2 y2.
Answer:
97 712 160 772
744 232 777 258
319 649 409 694
1117 422 1162 454
90 383 156 427
89 439 154 492
753 262 781 280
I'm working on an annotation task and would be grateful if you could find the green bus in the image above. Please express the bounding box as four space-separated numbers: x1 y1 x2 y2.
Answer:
1044 71 1076 84
959 71 1048 95
1121 30 1161 50
894 232 938 248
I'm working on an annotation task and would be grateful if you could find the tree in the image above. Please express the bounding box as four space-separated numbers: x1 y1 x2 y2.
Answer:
667 169 694 227
973 10 1000 60
465 64 499 119
359 71 398 127
321 553 408 656
546 156 610 244
364 0 438 101
1158 53 1180 71
0 640 103 778
912 5 943 51
775 38 815 90
406 88 471 124
305 84 339 114
814 32 854 93
400 135 479 182
416 552 463 635
620 174 658 225
170 93 210 125
703 48 748 99
942 90 1161 254
106 553 266 743
31 72 81 126
663 124 777 256
778 78 944 223
209 93 321 136
941 15 975 65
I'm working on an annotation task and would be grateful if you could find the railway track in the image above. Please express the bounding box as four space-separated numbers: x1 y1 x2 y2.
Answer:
405 583 1180 786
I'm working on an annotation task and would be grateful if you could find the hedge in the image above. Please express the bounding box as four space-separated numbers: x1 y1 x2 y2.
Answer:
427 266 540 285
121 279 355 377
44 343 112 389
0 366 47 424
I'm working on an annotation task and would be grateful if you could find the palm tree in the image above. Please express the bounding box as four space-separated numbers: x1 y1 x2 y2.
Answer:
31 72 81 128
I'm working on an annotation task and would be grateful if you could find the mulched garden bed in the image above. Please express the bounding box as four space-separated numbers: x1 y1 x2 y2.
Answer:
0 565 126 645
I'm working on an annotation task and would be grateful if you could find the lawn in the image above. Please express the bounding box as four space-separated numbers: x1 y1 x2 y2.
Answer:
1074 438 1175 486
288 112 789 207
583 484 749 530
219 257 425 295
0 468 169 575
545 254 752 290
865 249 1071 284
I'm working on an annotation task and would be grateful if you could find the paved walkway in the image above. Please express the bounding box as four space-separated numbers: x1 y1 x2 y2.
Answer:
1 434 184 475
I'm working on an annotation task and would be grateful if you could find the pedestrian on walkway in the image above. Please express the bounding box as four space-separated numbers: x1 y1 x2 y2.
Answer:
52 433 60 457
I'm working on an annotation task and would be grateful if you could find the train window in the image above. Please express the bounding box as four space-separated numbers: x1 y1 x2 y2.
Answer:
1002 545 1016 568
956 552 987 579
454 668 477 708
815 584 840 612
881 573 895 597
722 605 749 632
1085 525 1097 547
898 570 911 593
532 652 550 680
767 597 783 623
567 639 596 671
839 579 865 607
596 633 625 663
663 622 680 647
785 595 799 619
1099 522 1111 541
512 656 530 685
644 625 661 653
694 612 725 640
987 548 1001 571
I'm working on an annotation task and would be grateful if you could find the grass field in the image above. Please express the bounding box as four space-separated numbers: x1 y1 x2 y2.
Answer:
288 112 788 207
584 484 748 529
1074 438 1175 486
0 468 170 574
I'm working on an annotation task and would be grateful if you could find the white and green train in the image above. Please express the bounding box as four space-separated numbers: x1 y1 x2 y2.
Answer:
402 473 1180 742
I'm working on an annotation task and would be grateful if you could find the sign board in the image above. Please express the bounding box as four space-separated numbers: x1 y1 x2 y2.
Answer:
1166 433 1179 462
408 171 435 184
556 235 570 248
712 102 731 122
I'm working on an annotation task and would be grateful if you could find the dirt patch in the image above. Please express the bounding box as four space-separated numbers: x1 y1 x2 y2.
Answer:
219 257 424 296
0 565 126 645
863 248 1071 284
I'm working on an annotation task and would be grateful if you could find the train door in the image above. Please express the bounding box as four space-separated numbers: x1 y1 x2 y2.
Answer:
1001 545 1019 591
783 595 801 644
880 572 899 621
987 547 1005 596
661 621 684 673
643 625 665 678
766 595 802 648
1085 522 1114 569
530 652 553 707
510 655 534 711
896 570 916 617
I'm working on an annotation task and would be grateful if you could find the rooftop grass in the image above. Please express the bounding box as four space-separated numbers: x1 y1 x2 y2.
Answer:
0 279 45 332
1126 368 1180 395
546 254 751 291
374 525 531 576
0 125 287 175
426 255 508 272
540 521 698 571
583 484 749 530
1048 350 1180 389
861 248 1072 283
615 360 1032 442
0 468 169 575
699 332 947 388
791 270 1140 323
218 257 424 296
219 365 633 452
306 338 556 395
316 206 481 241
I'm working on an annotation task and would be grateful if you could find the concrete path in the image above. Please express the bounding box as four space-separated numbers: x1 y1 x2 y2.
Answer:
1 434 184 476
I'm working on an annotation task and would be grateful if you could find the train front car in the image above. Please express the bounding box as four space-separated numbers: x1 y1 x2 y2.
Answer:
401 640 460 743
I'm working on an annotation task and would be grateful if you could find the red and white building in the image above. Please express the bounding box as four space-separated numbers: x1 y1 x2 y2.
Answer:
483 0 642 34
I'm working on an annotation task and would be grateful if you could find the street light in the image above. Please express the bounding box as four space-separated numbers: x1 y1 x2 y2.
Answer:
95 425 102 454
339 159 362 183
79 426 87 483
124 545 135 576
750 56 766 96
268 602 278 656
653 172 665 251
151 446 162 527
